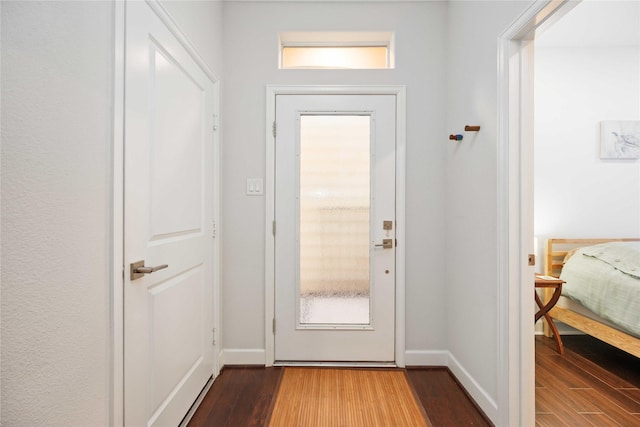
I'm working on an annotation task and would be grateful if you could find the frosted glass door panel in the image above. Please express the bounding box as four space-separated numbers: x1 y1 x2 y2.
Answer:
299 115 371 325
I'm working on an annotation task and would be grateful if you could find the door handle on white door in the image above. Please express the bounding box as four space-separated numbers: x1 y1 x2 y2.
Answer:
374 239 393 249
130 260 168 280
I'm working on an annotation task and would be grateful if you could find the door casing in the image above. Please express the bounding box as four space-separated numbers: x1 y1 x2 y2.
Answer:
497 1 579 425
265 85 407 367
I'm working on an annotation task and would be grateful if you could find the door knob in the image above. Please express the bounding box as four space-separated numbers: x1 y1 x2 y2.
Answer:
130 260 168 281
374 239 393 249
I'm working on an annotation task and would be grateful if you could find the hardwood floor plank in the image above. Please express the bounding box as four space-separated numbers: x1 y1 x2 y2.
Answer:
562 336 640 387
406 368 491 427
535 413 571 427
536 387 554 414
188 367 282 427
535 386 592 426
229 368 282 427
558 347 638 390
538 348 640 414
536 335 640 426
187 335 638 427
536 354 593 389
190 366 489 427
619 388 640 409
579 413 621 427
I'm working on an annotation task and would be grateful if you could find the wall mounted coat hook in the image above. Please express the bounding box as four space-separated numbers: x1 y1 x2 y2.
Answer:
464 125 481 132
449 134 463 141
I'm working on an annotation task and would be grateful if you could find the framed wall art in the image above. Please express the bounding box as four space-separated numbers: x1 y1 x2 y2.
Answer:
600 121 640 159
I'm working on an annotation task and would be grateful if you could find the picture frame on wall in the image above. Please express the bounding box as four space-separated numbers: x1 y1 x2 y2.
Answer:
600 121 640 159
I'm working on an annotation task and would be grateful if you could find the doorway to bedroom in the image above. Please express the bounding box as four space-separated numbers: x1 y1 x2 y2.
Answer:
532 1 640 425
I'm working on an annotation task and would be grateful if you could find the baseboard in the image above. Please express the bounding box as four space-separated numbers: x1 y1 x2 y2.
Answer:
222 349 449 367
216 349 225 374
447 352 497 423
404 350 448 366
221 348 266 365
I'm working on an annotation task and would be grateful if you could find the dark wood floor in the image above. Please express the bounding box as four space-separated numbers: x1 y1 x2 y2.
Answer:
187 336 640 427
187 366 491 426
536 335 640 426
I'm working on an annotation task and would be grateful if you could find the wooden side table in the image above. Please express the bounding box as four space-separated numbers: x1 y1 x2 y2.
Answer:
535 275 565 354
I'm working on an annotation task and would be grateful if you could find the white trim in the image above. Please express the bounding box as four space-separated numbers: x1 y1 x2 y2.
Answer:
222 349 268 366
403 350 495 420
217 350 225 370
403 350 448 367
228 0 434 2
274 361 397 368
211 79 222 379
394 89 407 368
265 85 407 367
111 1 125 426
448 353 497 423
497 1 577 426
144 0 218 83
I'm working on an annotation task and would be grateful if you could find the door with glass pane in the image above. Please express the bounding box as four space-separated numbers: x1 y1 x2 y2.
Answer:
274 94 396 362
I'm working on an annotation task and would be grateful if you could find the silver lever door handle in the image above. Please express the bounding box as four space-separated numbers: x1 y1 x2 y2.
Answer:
374 239 393 249
136 264 168 274
130 260 168 280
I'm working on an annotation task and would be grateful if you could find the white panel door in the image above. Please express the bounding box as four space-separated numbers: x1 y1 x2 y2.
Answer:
124 2 215 426
274 94 396 362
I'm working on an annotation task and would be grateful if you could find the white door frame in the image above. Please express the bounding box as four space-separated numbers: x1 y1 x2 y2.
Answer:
112 1 222 425
497 1 579 425
265 85 407 367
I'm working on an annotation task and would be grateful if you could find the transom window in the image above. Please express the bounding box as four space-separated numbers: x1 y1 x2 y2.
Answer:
279 32 394 70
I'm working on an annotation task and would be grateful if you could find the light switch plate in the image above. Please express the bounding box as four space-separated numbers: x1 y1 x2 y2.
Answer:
246 178 264 196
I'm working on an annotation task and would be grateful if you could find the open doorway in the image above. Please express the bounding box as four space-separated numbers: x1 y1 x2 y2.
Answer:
533 2 640 424
499 0 639 425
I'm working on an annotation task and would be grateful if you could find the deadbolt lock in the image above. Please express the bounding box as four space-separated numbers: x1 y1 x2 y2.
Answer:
383 220 393 230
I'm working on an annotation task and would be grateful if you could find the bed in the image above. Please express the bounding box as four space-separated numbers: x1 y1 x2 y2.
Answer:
543 238 640 358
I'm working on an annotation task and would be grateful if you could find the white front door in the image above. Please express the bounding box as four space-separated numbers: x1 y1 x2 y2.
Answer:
124 2 216 425
274 94 396 362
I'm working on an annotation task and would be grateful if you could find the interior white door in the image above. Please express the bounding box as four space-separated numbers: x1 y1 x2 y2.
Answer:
124 2 215 426
274 94 396 362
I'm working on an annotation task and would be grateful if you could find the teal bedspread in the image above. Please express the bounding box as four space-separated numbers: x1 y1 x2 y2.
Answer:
559 242 640 338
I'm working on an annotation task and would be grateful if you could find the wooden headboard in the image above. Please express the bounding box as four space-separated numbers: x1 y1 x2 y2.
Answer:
544 238 640 277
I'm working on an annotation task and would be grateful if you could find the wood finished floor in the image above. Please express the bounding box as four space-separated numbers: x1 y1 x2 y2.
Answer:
187 367 491 427
536 335 640 426
187 335 640 427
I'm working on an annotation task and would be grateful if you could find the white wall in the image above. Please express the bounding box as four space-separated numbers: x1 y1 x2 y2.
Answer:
161 0 225 74
0 1 223 425
221 1 448 361
534 46 640 243
1 2 113 425
445 0 532 420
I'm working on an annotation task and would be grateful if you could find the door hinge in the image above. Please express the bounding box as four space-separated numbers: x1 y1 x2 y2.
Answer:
272 121 276 138
212 328 217 346
212 221 217 239
272 220 276 236
272 318 276 334
212 114 219 131
528 254 536 266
